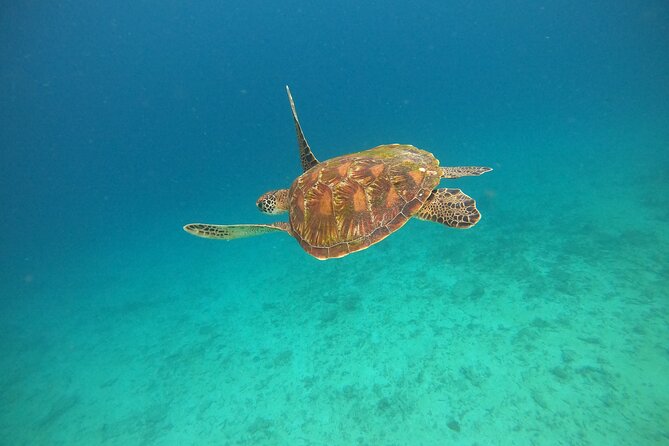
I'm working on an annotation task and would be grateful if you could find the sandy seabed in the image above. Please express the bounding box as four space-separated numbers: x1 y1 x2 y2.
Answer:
2 164 668 446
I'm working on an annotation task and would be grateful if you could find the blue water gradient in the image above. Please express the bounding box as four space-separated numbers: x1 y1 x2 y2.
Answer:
1 1 668 444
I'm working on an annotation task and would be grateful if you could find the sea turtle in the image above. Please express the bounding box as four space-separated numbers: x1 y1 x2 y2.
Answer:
184 87 491 260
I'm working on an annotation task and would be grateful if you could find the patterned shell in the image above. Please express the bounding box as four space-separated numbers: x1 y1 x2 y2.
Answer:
288 144 441 259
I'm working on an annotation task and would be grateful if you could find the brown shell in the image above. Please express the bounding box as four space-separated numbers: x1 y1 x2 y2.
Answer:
289 144 441 259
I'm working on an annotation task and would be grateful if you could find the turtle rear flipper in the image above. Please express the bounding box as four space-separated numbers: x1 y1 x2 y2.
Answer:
183 222 290 240
441 166 492 179
417 188 481 229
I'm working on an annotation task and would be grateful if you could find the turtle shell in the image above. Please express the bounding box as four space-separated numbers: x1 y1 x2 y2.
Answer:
288 144 441 259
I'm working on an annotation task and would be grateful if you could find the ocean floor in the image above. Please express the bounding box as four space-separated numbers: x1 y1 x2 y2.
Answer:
1 156 668 445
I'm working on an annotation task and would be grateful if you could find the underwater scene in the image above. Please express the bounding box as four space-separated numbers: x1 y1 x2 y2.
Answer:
1 1 668 445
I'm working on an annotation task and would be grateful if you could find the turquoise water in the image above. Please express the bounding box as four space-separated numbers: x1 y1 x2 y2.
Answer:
2 1 668 445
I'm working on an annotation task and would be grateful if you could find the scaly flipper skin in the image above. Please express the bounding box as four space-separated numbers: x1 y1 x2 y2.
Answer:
441 166 492 179
183 222 290 240
416 188 481 228
286 86 319 172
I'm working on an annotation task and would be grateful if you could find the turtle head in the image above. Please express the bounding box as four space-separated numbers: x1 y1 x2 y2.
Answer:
256 189 289 215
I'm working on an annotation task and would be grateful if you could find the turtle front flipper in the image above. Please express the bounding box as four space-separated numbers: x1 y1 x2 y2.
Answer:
286 86 319 172
416 188 481 229
183 222 290 240
441 166 492 179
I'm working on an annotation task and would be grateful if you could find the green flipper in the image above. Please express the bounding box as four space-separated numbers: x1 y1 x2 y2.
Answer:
183 222 290 240
286 86 319 172
441 166 492 179
416 188 481 229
